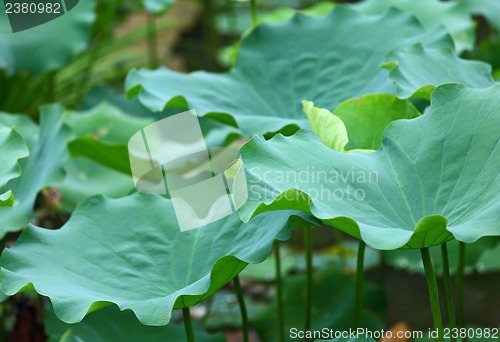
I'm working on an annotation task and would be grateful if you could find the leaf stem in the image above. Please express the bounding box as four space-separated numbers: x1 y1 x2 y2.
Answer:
234 275 250 342
421 248 444 342
250 0 258 28
146 14 159 69
183 307 196 342
304 226 313 339
334 229 345 266
377 253 386 287
275 241 285 342
354 240 366 328
457 242 466 329
441 243 457 342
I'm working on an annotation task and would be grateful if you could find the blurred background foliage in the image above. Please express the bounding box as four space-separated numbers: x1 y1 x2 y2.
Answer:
1 0 500 341
2 0 497 119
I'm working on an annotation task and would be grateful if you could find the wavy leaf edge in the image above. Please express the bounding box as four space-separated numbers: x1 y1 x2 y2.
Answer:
239 83 500 250
0 193 308 326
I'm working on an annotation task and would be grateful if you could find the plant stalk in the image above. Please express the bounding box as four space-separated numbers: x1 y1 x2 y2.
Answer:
304 226 313 339
334 229 345 266
250 0 258 28
234 275 250 342
146 14 159 69
421 248 444 342
201 0 217 70
377 254 386 287
457 242 466 329
441 243 457 342
354 240 366 328
183 307 196 342
275 240 285 342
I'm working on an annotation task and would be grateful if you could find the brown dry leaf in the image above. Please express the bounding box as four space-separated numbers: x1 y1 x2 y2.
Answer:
42 187 62 209
379 322 410 342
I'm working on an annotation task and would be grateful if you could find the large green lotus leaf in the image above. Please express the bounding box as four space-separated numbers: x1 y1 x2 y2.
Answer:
56 103 152 211
302 95 419 153
65 103 153 142
353 0 475 53
65 103 153 174
0 111 39 147
252 266 385 342
0 193 308 326
68 137 132 174
0 112 38 210
457 0 500 31
0 106 72 237
0 123 29 203
60 101 242 210
126 6 452 136
59 99 240 211
57 157 135 212
382 44 495 100
0 1 95 75
45 305 226 342
83 86 243 148
238 85 500 250
83 86 182 120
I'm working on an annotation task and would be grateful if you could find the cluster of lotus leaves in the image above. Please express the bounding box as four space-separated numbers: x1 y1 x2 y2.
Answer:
238 84 500 250
1 3 499 332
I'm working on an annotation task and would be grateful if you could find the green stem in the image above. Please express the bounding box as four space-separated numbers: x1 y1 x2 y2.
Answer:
234 275 249 342
73 42 97 108
377 253 386 287
334 229 344 253
457 242 466 329
250 0 258 28
146 14 159 69
441 243 457 342
421 248 444 342
183 307 195 342
354 240 366 328
224 0 236 45
304 226 313 339
274 241 285 342
200 0 218 70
